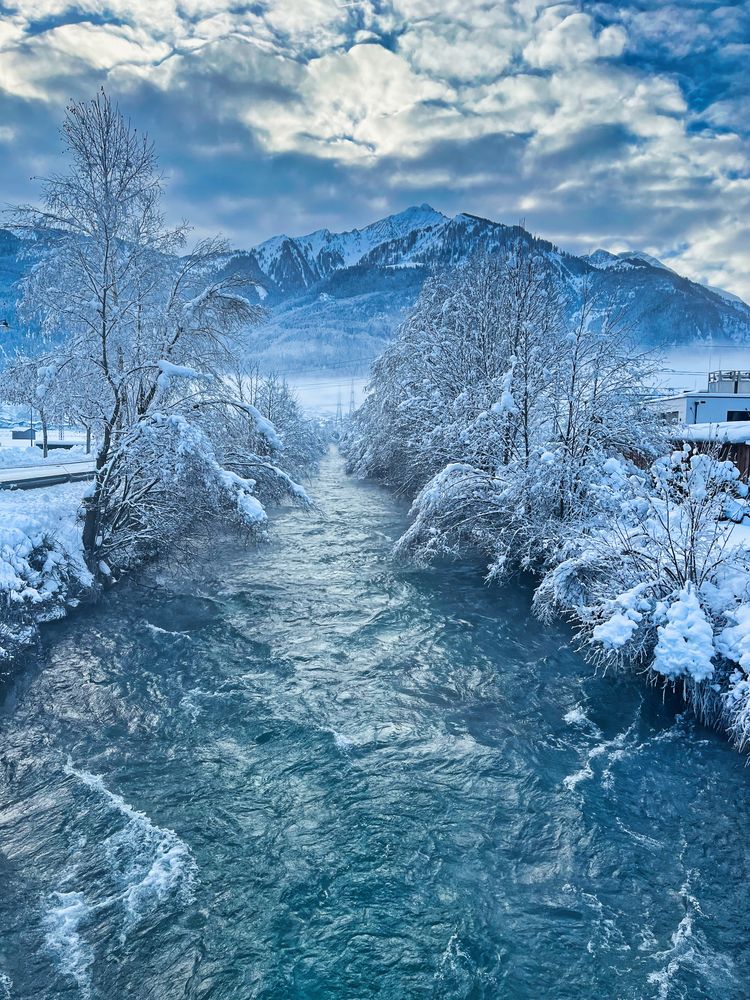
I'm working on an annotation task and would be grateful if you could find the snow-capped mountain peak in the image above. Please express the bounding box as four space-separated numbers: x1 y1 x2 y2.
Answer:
617 250 676 273
583 248 622 270
225 207 750 369
584 247 677 275
246 205 449 292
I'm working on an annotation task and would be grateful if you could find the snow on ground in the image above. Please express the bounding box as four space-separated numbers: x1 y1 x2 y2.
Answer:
0 481 86 532
0 482 90 660
727 522 750 551
0 444 91 469
0 427 91 469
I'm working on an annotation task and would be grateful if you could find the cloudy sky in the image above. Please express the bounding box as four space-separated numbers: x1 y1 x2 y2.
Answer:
1 0 748 298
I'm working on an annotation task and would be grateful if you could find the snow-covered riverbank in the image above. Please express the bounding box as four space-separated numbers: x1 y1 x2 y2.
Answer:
0 483 92 665
344 258 750 755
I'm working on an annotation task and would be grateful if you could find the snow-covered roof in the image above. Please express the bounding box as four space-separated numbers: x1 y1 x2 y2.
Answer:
648 391 695 401
675 421 750 444
648 390 750 402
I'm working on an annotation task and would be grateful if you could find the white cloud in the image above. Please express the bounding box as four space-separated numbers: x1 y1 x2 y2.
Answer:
0 0 747 298
667 210 750 302
46 22 171 69
523 10 627 69
240 43 454 160
397 5 522 82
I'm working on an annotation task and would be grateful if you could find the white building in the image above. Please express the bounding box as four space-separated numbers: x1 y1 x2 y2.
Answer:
649 371 750 425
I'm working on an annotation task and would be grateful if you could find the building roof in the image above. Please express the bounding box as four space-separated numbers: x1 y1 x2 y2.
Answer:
649 390 750 402
675 421 750 444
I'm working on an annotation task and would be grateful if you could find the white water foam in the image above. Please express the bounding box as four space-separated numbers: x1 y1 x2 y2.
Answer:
562 885 631 956
563 705 599 729
180 689 203 721
646 877 736 999
563 714 640 791
142 622 192 640
435 933 469 979
431 931 498 994
647 882 702 1000
64 759 197 928
43 891 94 998
332 732 354 751
615 817 663 851
0 973 12 999
601 719 686 790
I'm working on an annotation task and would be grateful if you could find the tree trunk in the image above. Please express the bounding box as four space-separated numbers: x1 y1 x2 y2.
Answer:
41 411 48 459
86 425 91 454
82 489 99 568
83 416 116 570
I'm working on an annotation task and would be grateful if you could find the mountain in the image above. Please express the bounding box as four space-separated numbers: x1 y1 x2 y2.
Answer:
2 206 750 370
249 203 446 295
230 207 750 370
581 248 679 274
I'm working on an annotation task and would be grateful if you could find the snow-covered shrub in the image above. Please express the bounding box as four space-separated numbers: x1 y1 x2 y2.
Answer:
88 414 262 574
0 502 92 664
653 586 716 683
534 447 750 740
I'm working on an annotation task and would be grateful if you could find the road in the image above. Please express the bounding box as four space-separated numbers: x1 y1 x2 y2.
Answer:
0 460 96 490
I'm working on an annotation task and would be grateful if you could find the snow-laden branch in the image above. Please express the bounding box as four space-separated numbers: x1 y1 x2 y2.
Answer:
155 359 207 392
229 401 283 450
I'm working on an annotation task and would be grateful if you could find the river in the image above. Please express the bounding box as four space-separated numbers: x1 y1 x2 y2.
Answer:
1 448 749 999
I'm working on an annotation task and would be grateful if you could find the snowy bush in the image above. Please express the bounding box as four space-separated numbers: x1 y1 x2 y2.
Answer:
653 586 716 683
0 488 92 664
534 447 750 744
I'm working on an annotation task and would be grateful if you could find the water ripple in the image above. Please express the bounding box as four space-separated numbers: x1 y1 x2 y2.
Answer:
0 449 748 999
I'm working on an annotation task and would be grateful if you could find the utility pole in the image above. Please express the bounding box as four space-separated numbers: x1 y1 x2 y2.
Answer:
335 389 343 427
349 381 356 418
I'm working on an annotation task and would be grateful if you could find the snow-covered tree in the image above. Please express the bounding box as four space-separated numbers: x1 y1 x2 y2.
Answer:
0 352 68 457
9 91 309 576
348 250 664 578
348 253 560 495
215 364 327 488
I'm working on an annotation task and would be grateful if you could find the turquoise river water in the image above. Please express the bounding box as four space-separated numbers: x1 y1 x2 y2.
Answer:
1 448 749 999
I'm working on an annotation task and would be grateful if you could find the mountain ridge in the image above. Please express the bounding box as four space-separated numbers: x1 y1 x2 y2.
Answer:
241 203 745 304
1 205 749 370
223 205 750 368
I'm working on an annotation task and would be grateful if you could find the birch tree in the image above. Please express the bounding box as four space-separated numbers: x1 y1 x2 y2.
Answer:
9 91 309 576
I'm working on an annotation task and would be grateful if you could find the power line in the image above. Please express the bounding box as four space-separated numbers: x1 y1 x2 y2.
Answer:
262 355 378 377
282 377 369 390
